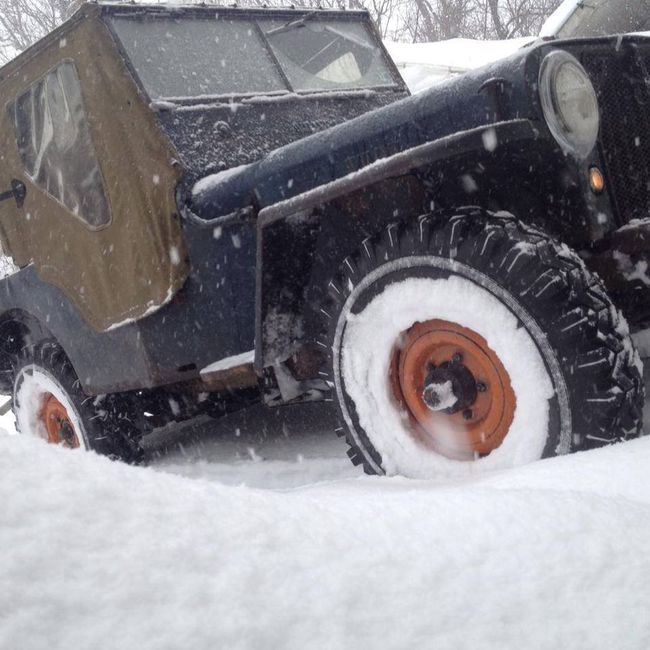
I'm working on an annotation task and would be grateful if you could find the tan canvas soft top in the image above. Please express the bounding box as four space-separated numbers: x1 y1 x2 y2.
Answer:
0 5 188 332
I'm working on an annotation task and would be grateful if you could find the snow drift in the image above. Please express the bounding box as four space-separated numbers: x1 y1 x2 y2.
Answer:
2 433 650 649
386 37 535 93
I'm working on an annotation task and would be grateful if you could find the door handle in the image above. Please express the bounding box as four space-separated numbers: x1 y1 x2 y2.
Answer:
0 179 26 208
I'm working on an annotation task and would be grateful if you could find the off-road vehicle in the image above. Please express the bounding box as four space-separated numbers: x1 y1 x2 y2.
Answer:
0 0 647 477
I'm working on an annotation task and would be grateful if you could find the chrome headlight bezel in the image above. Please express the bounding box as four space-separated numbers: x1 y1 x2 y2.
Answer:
538 50 600 159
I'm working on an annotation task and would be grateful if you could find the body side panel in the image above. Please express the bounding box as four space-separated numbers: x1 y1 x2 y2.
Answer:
0 8 188 333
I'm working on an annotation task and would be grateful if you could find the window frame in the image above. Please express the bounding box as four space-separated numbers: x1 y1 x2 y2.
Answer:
10 59 113 232
104 9 404 104
109 14 292 101
257 17 398 93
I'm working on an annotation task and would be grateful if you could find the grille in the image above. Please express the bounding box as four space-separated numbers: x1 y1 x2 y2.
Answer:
581 47 650 223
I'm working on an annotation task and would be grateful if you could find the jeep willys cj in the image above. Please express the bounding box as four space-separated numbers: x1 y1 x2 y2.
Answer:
0 1 646 477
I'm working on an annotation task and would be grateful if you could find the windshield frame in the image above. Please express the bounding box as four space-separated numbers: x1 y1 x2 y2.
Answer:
102 5 404 103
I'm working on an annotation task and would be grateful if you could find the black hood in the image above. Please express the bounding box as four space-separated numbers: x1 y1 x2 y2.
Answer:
189 43 539 220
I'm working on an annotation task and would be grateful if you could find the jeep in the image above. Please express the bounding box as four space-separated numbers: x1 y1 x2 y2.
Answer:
0 1 646 477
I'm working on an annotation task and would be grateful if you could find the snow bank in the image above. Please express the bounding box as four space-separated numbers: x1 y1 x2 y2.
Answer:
386 37 535 93
2 433 650 649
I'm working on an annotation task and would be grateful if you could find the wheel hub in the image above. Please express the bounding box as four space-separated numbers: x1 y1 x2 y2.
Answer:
390 319 516 459
39 393 80 449
421 354 477 413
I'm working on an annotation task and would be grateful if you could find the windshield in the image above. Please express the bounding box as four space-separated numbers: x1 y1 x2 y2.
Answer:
259 18 395 91
111 16 286 99
557 0 650 38
110 14 397 100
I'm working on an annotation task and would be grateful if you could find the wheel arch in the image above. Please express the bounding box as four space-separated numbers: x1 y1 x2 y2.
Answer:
0 308 54 392
254 119 583 371
320 211 643 475
0 266 154 395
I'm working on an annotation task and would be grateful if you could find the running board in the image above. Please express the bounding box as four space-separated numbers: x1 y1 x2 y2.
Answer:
199 351 257 391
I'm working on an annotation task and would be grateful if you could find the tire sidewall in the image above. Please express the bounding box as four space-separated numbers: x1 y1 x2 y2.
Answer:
12 341 143 463
13 362 90 450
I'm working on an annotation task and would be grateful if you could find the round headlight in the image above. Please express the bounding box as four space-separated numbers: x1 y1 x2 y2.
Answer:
539 51 599 158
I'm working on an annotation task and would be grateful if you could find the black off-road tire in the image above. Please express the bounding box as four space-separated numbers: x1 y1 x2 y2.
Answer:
318 208 644 475
13 340 144 463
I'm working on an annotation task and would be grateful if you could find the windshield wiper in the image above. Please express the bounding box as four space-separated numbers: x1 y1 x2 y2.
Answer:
265 11 319 36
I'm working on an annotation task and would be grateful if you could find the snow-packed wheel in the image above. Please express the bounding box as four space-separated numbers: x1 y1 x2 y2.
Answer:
320 209 644 478
12 340 143 463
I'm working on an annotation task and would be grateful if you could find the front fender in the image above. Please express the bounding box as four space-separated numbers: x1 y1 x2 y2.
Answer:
258 120 538 229
254 119 541 370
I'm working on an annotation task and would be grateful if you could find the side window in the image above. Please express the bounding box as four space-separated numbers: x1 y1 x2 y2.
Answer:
13 62 110 228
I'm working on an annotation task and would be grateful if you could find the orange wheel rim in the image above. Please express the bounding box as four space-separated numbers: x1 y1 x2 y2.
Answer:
390 319 516 459
39 393 80 449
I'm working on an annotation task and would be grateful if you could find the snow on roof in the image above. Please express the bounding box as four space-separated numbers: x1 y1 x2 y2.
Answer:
540 0 580 37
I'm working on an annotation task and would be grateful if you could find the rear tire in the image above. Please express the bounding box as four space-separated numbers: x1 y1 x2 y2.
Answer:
13 340 143 463
319 209 644 477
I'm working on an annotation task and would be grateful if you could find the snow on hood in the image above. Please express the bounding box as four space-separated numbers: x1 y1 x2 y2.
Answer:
2 432 650 648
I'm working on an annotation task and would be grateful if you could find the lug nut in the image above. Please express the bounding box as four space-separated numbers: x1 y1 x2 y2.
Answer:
463 409 473 420
476 382 487 392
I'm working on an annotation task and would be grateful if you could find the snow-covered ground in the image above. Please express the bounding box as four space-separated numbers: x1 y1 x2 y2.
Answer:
3 400 650 650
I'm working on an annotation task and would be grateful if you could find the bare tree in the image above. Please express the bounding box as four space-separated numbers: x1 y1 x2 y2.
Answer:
0 0 81 62
398 0 479 42
484 0 560 39
349 0 404 39
397 0 559 42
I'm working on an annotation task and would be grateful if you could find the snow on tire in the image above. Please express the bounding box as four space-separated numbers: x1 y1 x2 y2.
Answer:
319 209 644 478
12 340 143 463
15 362 90 451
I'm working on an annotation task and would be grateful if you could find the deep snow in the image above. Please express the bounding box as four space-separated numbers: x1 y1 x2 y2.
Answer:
385 37 535 93
3 418 650 650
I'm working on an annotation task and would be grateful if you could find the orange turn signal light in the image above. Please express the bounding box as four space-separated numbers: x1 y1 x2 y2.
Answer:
589 167 605 194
